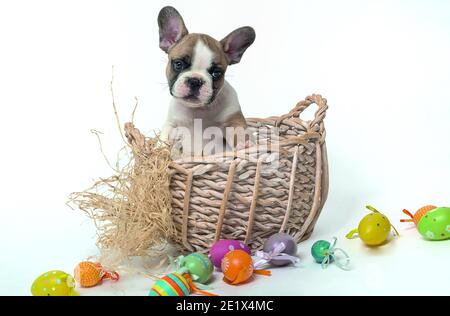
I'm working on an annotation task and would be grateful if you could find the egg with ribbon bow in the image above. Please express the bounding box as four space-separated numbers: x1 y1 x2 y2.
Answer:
74 261 119 288
177 253 214 284
254 233 299 267
400 205 436 226
311 240 333 263
149 272 217 296
417 207 450 241
311 237 351 270
346 205 399 246
221 250 271 285
149 273 190 296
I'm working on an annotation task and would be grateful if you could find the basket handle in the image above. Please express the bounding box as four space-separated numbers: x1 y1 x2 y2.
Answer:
275 94 328 132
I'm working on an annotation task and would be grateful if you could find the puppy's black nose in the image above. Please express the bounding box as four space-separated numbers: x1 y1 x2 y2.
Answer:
187 78 203 90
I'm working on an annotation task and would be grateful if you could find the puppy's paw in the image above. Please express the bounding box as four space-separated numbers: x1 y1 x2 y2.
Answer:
235 139 252 150
169 139 184 159
235 133 256 151
244 139 255 148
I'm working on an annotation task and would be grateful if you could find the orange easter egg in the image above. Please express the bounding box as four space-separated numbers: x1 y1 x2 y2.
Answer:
74 262 104 287
221 250 254 285
74 262 119 288
401 205 436 226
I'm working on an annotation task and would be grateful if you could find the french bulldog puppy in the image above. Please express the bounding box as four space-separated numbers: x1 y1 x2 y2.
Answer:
158 6 256 157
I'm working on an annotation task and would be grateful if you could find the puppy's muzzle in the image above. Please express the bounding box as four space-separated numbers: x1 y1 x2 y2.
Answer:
186 77 204 94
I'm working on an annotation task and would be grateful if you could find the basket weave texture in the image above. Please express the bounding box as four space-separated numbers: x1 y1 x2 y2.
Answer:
127 94 328 253
125 95 328 252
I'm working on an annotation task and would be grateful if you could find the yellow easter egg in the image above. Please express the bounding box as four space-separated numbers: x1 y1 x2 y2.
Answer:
358 212 392 246
31 270 78 296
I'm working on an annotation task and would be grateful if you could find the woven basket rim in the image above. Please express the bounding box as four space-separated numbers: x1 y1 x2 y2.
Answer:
170 94 328 166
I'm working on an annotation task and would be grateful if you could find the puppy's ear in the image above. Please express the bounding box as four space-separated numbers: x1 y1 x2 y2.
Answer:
158 6 188 53
220 26 256 65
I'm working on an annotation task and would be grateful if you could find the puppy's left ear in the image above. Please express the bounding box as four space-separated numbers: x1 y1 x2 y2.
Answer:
220 26 256 65
158 6 189 53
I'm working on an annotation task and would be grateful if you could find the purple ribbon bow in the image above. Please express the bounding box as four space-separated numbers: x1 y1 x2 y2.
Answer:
253 243 300 269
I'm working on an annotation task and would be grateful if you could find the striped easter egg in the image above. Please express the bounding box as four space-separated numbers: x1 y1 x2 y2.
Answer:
149 273 191 296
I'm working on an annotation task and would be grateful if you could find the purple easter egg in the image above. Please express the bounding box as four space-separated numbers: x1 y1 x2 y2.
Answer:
209 240 251 270
263 233 298 266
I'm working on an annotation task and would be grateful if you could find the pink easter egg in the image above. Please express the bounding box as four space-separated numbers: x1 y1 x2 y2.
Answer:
209 240 251 270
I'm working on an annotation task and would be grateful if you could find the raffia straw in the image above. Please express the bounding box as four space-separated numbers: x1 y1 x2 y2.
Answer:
90 129 119 173
68 72 177 270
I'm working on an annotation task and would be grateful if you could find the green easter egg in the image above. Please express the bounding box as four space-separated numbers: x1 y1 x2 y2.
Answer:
311 240 332 263
417 207 450 241
31 270 78 296
179 253 213 284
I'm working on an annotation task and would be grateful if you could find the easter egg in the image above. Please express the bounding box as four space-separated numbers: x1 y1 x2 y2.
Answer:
74 262 103 288
311 240 332 263
222 250 254 285
417 207 450 241
401 205 436 226
209 240 251 270
149 273 190 296
357 212 392 246
263 233 298 266
74 261 119 288
31 270 78 296
179 253 213 284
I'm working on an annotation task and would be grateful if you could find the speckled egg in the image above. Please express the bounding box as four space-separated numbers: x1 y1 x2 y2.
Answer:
209 240 251 270
263 233 298 266
417 207 450 241
357 212 392 246
31 270 78 296
347 205 399 246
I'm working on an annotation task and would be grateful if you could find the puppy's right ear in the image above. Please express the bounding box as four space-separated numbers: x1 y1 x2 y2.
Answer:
158 6 188 53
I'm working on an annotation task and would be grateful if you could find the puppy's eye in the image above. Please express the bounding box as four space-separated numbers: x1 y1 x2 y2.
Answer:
210 69 223 80
172 59 187 72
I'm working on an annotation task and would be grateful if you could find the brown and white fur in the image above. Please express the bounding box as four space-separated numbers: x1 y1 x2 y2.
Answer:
158 6 256 157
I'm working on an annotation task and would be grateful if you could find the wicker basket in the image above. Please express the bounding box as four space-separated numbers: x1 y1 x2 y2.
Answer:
126 94 328 253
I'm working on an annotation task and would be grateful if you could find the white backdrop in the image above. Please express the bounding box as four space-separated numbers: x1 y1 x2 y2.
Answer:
0 0 449 295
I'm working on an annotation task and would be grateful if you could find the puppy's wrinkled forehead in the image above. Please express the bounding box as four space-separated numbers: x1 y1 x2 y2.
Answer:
168 34 228 70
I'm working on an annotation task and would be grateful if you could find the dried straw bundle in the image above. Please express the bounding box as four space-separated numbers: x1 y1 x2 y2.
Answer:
69 123 177 265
